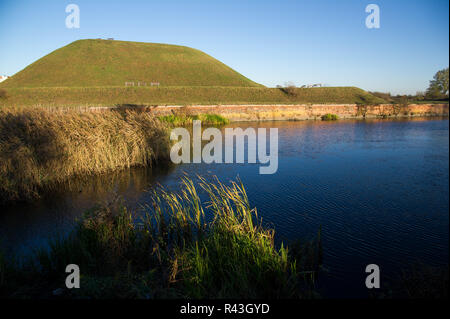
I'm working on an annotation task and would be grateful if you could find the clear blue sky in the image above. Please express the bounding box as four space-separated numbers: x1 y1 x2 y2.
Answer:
0 0 448 94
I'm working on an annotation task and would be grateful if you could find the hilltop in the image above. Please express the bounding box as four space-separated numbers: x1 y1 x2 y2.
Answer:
0 39 262 88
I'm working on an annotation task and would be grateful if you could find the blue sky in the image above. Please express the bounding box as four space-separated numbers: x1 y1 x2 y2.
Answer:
0 0 448 94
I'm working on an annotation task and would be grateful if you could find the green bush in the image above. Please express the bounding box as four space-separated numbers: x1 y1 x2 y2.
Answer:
321 113 339 121
0 89 7 100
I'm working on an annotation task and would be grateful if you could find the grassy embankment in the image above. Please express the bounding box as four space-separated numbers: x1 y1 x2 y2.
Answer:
0 108 170 203
0 176 321 299
370 91 449 105
321 114 339 121
0 86 386 109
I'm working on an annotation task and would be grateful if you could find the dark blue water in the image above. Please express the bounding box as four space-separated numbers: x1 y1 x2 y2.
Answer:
0 117 448 298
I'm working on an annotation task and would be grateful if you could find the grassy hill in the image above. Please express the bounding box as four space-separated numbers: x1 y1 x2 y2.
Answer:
0 39 262 88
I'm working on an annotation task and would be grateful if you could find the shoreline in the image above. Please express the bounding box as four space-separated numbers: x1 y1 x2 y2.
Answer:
85 103 449 122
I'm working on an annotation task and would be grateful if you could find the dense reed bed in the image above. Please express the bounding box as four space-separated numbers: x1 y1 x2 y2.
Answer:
0 177 321 299
0 108 170 203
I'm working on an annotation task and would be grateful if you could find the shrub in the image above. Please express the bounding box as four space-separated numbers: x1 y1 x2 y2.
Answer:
0 89 8 100
1 176 322 299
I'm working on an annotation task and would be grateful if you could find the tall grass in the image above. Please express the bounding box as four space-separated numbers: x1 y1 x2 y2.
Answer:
0 176 321 299
0 108 170 202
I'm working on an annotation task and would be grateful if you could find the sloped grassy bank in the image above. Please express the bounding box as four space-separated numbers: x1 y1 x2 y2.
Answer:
0 177 321 299
0 108 171 203
0 86 385 108
0 107 320 298
0 107 230 203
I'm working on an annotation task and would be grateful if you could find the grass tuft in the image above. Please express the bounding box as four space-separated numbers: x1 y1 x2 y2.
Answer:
159 113 229 126
321 113 339 121
0 108 170 203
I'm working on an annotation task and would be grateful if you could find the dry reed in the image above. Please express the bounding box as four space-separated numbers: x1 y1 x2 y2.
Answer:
0 107 170 202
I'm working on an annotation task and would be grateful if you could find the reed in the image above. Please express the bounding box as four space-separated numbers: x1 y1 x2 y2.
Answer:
0 108 170 203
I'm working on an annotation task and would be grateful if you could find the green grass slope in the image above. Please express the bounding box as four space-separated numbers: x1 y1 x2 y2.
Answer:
0 39 262 88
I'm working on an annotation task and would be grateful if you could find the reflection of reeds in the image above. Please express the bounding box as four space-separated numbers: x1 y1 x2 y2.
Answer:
1 176 321 299
0 108 170 203
321 113 339 121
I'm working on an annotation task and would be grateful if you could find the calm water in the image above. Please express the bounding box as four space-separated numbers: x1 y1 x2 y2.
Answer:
1 117 448 298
